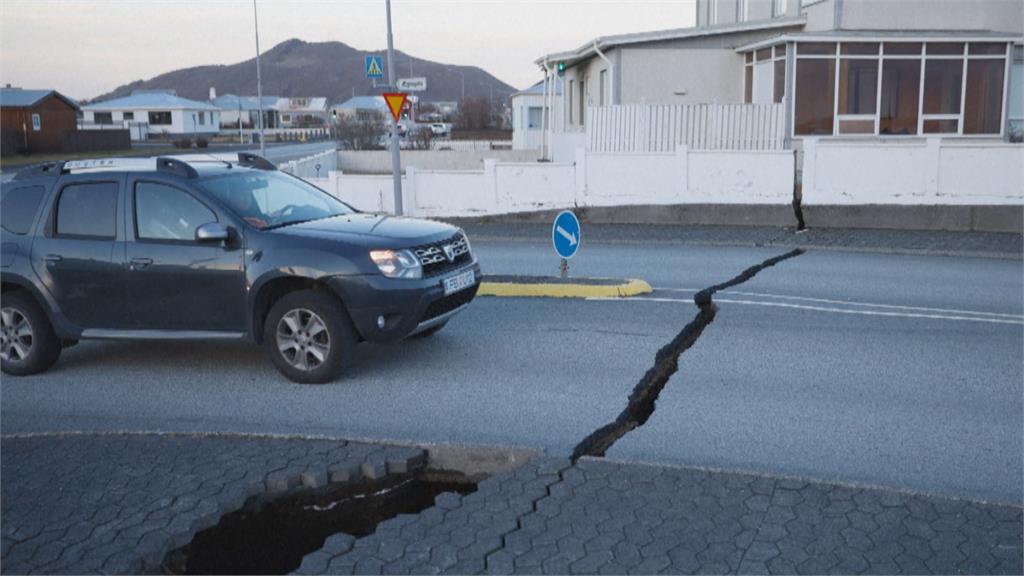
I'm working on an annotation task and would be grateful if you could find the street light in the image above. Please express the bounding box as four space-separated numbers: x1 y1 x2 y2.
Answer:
253 0 265 156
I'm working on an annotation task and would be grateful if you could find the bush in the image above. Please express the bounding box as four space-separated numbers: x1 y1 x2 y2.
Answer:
195 137 208 148
173 138 192 149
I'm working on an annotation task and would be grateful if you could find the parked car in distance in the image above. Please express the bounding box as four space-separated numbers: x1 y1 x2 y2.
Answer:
0 154 480 383
430 123 450 136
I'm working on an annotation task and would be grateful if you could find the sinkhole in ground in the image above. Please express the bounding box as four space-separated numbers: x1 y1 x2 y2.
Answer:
162 470 479 575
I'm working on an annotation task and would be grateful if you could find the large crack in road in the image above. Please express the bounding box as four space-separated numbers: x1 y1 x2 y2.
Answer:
571 249 806 461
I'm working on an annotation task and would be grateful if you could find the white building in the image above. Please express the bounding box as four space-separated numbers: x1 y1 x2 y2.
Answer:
535 0 1023 148
511 79 561 150
276 97 329 127
212 94 281 129
81 90 220 140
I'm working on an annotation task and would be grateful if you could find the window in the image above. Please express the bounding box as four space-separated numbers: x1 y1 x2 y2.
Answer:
879 60 920 134
123 112 134 121
94 112 113 125
795 59 835 135
527 107 543 129
282 114 291 122
964 58 1006 134
1 185 45 235
199 172 351 231
599 70 607 106
198 112 205 125
568 80 575 124
578 79 586 126
148 111 171 125
31 113 41 131
739 0 749 22
772 0 787 17
135 182 216 241
773 60 786 102
793 40 1008 137
744 65 753 103
56 182 118 238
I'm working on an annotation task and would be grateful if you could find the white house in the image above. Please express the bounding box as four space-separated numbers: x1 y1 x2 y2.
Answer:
276 97 329 127
81 90 220 140
535 0 1023 147
331 96 389 120
511 79 561 150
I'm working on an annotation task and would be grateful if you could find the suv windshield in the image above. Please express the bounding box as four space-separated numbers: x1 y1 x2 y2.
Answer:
199 171 353 230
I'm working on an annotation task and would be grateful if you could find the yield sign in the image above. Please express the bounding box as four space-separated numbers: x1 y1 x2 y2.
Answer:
382 93 408 122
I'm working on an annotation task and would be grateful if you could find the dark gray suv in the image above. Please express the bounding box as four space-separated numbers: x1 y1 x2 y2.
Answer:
0 154 480 383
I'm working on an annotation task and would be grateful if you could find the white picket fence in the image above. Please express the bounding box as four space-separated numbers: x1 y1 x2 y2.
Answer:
587 103 786 152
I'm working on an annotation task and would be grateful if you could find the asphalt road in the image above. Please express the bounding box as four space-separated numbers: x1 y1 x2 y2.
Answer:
1 241 1021 504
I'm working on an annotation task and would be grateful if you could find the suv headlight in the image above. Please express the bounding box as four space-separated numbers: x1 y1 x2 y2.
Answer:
370 249 422 279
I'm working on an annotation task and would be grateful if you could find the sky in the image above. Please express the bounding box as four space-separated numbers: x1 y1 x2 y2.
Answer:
0 0 697 101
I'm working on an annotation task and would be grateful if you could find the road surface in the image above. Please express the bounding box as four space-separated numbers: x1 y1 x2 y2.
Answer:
2 240 1021 504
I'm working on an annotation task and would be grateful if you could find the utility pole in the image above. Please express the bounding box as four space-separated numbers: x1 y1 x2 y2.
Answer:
385 0 403 215
253 0 266 156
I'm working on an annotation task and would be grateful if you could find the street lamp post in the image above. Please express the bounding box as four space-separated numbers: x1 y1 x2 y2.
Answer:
385 0 403 215
253 0 266 156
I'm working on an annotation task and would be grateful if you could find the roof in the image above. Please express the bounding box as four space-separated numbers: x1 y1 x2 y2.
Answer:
332 96 389 111
212 94 281 111
84 92 219 111
513 79 563 98
0 88 80 110
736 29 1024 52
535 17 806 68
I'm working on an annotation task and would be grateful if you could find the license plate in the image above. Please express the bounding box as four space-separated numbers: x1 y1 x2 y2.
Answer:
443 269 475 296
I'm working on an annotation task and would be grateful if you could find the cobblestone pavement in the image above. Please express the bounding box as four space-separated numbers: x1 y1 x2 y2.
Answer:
2 433 1021 575
0 433 425 575
460 223 1023 259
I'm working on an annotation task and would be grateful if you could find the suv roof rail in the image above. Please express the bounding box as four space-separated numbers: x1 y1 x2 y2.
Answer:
13 161 66 181
237 153 276 171
155 157 199 179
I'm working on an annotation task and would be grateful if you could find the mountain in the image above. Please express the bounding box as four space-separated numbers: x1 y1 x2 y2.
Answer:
89 39 518 105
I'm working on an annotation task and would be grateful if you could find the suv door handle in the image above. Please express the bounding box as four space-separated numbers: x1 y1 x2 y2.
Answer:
43 254 63 264
129 257 153 270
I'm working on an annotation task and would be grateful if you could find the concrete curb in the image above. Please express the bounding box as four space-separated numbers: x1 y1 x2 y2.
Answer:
478 276 653 299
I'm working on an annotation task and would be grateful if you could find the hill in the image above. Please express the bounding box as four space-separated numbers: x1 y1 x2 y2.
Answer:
90 38 518 105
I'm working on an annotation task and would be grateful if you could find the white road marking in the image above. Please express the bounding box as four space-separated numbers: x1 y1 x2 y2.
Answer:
587 296 1024 325
652 287 1024 320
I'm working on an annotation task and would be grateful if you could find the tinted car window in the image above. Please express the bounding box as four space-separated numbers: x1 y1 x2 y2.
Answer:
135 182 216 241
56 182 118 238
199 171 351 230
1 185 45 235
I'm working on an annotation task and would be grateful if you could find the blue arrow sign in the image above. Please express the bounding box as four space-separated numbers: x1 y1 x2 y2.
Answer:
365 55 384 79
552 210 581 259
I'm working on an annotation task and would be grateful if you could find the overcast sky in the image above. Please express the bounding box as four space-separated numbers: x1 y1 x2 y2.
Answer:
0 0 697 100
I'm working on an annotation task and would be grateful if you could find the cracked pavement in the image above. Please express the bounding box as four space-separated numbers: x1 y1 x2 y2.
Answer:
2 433 1020 575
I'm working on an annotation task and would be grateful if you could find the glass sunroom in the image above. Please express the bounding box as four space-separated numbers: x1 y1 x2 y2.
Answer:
739 32 1020 139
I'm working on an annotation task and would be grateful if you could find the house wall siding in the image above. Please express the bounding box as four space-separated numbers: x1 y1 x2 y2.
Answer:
0 95 78 154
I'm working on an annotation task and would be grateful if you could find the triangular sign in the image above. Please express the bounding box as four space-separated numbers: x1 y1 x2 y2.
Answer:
383 93 408 122
367 58 383 77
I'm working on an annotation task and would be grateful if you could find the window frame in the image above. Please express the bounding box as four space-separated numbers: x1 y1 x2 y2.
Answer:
51 180 120 241
131 180 219 245
148 111 172 126
744 43 788 104
790 40 1010 138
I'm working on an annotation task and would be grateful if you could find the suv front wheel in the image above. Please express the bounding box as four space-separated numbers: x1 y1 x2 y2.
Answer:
1 292 62 376
264 289 356 384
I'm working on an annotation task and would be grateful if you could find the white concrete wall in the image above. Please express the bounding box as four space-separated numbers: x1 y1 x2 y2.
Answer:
323 147 795 218
280 149 337 179
338 149 540 174
802 139 1024 205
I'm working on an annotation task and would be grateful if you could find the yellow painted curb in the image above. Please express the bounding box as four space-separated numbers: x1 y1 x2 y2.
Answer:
478 279 653 299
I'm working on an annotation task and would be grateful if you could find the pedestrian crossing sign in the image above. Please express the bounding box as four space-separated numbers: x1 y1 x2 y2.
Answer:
365 55 384 79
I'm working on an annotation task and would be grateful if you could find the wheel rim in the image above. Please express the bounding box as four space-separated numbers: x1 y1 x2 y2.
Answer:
1 307 33 363
276 308 330 372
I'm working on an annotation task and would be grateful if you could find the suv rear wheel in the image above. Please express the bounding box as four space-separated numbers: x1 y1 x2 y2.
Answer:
264 289 356 384
1 292 62 376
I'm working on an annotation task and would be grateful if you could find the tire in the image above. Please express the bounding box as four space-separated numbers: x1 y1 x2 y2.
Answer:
264 289 356 384
1 291 62 376
412 320 448 338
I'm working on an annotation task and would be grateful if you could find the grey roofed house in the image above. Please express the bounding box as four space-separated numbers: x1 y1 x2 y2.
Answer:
331 96 390 116
0 87 80 110
212 94 281 111
533 0 1023 141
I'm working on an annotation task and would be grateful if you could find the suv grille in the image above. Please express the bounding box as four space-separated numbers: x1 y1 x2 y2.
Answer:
413 233 472 278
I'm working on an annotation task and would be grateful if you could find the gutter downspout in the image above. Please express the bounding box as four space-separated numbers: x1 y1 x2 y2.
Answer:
541 60 552 161
593 42 614 105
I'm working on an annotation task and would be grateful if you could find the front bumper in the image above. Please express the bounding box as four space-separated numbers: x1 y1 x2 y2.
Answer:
327 260 482 343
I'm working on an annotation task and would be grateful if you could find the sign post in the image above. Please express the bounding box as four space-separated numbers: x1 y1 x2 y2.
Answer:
384 0 403 216
552 210 581 278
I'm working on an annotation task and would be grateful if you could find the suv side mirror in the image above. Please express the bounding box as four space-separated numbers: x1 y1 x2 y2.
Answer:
195 222 231 243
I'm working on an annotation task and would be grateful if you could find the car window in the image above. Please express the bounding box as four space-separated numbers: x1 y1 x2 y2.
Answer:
199 171 352 230
1 185 46 235
135 182 217 242
55 182 118 238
